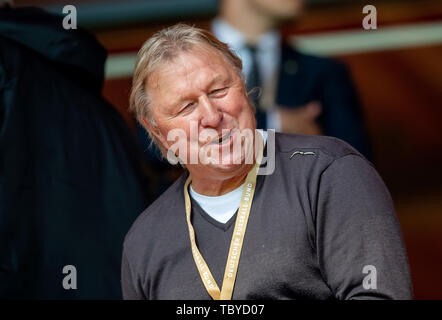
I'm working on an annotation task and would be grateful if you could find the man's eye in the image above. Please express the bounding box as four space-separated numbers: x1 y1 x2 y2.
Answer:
209 88 228 97
182 102 196 111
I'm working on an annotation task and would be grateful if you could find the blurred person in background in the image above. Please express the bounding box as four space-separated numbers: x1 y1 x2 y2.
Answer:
0 1 151 299
213 0 372 159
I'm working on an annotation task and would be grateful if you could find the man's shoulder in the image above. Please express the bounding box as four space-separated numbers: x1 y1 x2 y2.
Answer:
124 172 187 247
275 132 365 162
271 133 374 194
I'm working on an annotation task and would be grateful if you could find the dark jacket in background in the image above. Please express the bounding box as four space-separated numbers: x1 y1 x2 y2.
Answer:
275 43 372 160
0 7 150 299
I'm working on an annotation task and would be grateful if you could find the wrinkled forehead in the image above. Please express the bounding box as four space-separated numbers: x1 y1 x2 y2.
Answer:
146 45 239 92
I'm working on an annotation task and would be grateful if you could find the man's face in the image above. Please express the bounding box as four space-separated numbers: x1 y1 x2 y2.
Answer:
145 45 257 178
248 0 305 22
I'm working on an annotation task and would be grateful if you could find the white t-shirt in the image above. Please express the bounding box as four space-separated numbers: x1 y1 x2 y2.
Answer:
189 182 245 223
189 130 267 223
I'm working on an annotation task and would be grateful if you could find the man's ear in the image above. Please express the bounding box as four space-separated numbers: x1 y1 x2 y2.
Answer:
141 117 170 150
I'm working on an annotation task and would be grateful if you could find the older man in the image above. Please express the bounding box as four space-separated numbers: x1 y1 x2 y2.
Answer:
122 24 412 300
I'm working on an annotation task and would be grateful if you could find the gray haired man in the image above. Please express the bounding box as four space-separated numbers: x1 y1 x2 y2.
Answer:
122 24 412 300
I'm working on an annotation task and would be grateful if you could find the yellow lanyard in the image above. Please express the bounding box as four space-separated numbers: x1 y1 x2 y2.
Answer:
183 154 262 300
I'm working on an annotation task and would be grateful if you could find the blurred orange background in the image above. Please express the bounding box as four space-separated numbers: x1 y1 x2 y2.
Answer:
15 0 442 299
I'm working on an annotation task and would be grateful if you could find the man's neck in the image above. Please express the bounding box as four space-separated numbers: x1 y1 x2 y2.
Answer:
190 166 252 196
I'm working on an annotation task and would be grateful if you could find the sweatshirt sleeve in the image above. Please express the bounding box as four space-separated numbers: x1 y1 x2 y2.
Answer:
315 154 413 299
121 247 145 300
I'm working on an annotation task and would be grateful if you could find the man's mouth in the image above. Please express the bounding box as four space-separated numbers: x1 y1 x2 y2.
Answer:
210 131 232 145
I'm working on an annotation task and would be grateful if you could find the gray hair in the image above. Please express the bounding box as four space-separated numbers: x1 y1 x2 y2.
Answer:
129 23 245 155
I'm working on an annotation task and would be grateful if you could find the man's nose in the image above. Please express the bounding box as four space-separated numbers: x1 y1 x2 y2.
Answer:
199 95 222 128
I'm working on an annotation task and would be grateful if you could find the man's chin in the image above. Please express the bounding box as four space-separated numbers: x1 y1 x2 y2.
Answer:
187 159 248 175
205 158 255 177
